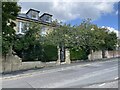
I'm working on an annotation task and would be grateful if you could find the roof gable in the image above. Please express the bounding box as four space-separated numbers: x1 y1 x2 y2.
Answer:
26 9 40 14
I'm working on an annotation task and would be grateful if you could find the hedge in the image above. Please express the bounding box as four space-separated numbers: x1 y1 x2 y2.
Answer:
70 48 88 60
42 45 58 62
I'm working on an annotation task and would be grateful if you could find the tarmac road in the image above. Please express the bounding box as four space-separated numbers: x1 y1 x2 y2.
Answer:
2 58 119 88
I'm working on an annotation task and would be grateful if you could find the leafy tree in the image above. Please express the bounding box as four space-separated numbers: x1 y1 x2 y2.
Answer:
45 23 73 61
14 22 58 62
46 18 118 60
96 27 117 58
70 19 99 57
2 2 20 58
76 20 117 58
14 22 43 61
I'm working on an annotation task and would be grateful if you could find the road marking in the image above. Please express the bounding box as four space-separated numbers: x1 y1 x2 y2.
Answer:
99 83 106 87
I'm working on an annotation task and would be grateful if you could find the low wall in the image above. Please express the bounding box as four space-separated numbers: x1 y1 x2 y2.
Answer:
88 51 102 60
1 50 120 73
1 55 57 73
105 50 120 58
88 50 120 60
20 61 56 70
1 55 22 73
20 61 45 70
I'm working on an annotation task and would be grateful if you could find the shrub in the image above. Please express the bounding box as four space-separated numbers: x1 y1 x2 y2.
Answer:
70 48 88 60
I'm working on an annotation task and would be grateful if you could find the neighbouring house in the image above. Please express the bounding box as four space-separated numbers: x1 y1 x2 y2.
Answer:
14 8 55 35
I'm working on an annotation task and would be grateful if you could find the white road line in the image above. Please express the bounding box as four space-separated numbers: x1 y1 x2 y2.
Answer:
99 83 106 87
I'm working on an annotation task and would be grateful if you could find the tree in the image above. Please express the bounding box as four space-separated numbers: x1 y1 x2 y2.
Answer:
45 23 72 61
67 19 117 59
69 19 99 58
96 27 117 58
2 2 20 58
46 19 102 60
14 22 43 61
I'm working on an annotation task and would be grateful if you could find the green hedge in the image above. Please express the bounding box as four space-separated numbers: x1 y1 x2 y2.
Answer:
70 48 88 60
14 45 58 62
15 45 88 62
42 45 58 62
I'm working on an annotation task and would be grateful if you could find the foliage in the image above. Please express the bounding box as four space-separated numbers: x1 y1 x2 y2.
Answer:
14 22 43 61
2 2 20 56
14 22 58 62
42 45 58 62
104 32 117 50
70 48 88 60
46 19 117 59
45 24 72 48
14 22 42 50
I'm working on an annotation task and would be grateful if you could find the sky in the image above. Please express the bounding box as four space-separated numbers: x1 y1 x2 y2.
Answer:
18 0 119 36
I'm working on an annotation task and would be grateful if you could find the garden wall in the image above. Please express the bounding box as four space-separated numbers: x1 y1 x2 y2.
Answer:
1 55 56 73
88 50 102 60
1 50 120 73
88 50 120 60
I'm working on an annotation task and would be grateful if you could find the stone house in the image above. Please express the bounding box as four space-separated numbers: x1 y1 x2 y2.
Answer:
14 8 55 35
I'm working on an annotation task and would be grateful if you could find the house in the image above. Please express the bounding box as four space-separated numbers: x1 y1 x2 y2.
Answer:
14 8 55 35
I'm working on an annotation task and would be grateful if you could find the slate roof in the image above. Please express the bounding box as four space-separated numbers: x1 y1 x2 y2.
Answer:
17 10 53 26
26 8 40 14
39 13 53 18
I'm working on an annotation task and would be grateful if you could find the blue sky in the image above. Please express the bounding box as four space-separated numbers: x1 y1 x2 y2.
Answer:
19 1 119 31
66 2 118 30
93 2 118 30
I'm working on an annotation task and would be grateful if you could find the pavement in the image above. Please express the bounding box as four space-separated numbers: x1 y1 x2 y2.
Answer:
1 58 119 88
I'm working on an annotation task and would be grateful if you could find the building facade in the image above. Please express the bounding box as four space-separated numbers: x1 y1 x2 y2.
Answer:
14 9 55 35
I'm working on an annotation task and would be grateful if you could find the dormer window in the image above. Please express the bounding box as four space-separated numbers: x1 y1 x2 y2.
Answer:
40 13 52 23
26 9 40 20
32 12 37 18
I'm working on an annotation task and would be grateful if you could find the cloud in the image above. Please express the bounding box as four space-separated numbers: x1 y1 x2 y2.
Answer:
18 1 117 22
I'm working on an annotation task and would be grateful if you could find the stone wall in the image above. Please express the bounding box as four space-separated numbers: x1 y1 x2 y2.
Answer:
1 55 22 73
88 50 102 60
88 50 120 60
1 50 120 73
1 55 56 73
105 50 120 58
20 61 44 70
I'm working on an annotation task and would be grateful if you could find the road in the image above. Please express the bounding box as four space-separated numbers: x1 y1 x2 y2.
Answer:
2 58 119 88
